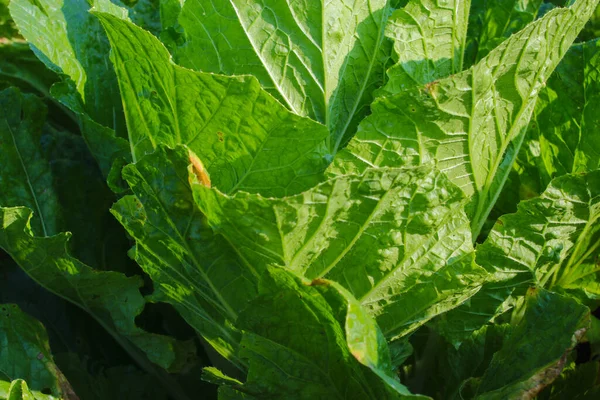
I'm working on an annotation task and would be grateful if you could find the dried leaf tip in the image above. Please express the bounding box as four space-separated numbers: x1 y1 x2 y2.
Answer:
189 151 211 188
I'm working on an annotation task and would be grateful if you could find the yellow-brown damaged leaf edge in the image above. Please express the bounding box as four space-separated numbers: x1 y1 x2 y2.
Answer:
188 150 211 188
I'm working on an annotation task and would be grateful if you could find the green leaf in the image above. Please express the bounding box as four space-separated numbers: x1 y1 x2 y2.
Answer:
193 165 486 340
379 0 470 95
217 267 424 399
435 170 600 344
8 0 125 134
111 146 257 370
463 0 543 67
96 13 330 197
482 171 600 299
168 0 392 150
0 88 194 377
331 0 599 239
0 0 19 39
0 208 195 375
0 41 58 98
509 39 600 199
475 288 589 399
0 87 61 237
8 0 130 177
0 304 75 398
53 354 171 400
0 380 57 400
538 361 600 400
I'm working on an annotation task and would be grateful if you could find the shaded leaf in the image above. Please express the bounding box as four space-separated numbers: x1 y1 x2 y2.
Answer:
463 0 543 67
475 288 589 399
0 304 76 399
111 146 257 370
216 267 423 399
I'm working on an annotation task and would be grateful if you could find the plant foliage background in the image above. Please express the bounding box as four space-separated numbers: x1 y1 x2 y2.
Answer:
1 0 600 399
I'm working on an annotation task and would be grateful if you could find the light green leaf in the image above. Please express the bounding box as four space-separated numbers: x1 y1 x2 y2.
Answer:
331 0 599 238
217 267 423 399
0 380 57 400
435 171 600 344
111 146 257 370
463 0 543 67
169 0 392 150
96 13 330 197
379 0 470 95
0 304 74 398
193 165 486 339
482 171 600 298
475 288 589 399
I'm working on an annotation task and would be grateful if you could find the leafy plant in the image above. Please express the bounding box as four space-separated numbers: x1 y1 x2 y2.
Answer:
1 0 600 399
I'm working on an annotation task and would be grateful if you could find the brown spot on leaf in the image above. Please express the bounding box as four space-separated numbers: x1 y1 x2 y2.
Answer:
217 131 224 142
189 151 211 188
308 278 330 287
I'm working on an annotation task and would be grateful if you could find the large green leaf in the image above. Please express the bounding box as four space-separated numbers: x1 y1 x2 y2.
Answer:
111 146 257 370
436 171 600 345
379 0 470 95
96 13 330 197
168 0 392 150
193 165 486 340
209 267 424 399
331 0 599 238
0 304 75 398
0 88 194 379
475 289 589 399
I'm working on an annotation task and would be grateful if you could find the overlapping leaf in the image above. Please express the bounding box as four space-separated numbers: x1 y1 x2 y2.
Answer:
193 165 486 339
331 0 599 238
0 304 75 399
505 38 600 202
8 0 130 176
0 88 193 374
464 0 543 67
168 0 392 150
474 289 589 399
111 146 257 370
97 13 330 197
379 0 470 95
207 267 423 399
436 171 600 344
0 379 57 400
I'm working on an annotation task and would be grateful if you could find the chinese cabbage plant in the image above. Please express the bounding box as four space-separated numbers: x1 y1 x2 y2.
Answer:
1 0 600 399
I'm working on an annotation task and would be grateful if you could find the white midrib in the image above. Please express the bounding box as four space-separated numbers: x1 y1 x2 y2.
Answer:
5 119 48 237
